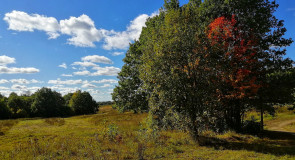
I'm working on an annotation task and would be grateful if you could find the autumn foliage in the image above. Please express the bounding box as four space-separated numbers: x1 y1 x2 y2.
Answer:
208 15 261 100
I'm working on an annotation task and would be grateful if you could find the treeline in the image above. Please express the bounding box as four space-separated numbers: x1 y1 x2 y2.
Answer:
112 0 295 138
0 88 98 119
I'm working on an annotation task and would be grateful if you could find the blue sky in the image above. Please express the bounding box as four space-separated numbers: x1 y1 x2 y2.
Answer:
0 0 294 101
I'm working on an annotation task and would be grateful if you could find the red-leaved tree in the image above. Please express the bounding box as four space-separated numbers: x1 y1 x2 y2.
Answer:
208 15 262 131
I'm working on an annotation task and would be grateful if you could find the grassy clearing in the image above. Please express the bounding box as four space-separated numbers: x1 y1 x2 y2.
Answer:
0 105 294 159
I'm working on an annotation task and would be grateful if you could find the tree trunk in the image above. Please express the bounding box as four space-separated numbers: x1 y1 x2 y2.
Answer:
260 105 264 131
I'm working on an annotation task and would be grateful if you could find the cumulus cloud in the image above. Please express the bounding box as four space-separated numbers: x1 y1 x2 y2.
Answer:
0 55 40 74
58 63 67 69
0 79 9 84
102 14 150 50
48 78 83 85
61 74 73 77
91 79 118 84
72 61 98 67
0 79 42 84
0 55 16 66
111 52 124 56
4 10 60 39
4 10 157 49
82 55 113 64
60 14 103 47
11 84 27 90
10 79 42 84
73 70 91 76
0 66 39 74
0 86 9 90
82 83 97 88
91 66 121 76
87 89 99 94
100 84 111 88
70 55 116 76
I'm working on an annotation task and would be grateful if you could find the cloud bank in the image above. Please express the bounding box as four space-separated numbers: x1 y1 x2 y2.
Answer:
4 10 157 50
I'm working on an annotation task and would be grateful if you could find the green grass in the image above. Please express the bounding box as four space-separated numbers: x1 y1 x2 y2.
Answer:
0 105 294 159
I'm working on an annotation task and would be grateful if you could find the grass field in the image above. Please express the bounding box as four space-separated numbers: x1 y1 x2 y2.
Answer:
0 105 294 160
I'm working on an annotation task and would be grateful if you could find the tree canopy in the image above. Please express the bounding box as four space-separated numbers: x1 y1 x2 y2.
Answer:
114 0 294 138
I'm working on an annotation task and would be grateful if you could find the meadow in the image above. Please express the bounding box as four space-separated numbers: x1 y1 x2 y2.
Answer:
0 105 294 160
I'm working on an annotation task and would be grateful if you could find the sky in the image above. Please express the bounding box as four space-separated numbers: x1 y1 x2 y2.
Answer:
0 0 294 101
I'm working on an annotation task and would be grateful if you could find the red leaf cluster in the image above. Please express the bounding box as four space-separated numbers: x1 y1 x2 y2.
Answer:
208 15 261 99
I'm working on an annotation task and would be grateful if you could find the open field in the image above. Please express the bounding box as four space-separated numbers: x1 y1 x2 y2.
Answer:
0 105 295 160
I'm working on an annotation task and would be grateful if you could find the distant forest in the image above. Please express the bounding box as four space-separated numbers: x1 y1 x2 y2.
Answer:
0 87 112 119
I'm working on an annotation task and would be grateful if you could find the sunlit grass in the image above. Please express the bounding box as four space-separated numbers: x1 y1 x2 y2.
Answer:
0 105 294 159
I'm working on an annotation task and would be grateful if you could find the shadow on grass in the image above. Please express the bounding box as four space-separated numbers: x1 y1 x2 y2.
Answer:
198 130 295 156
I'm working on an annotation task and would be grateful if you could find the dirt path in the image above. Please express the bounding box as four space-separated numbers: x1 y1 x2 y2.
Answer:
267 118 295 135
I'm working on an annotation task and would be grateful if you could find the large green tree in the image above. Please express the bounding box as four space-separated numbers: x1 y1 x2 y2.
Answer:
69 90 98 115
136 0 293 137
112 41 148 113
31 88 66 117
7 93 33 118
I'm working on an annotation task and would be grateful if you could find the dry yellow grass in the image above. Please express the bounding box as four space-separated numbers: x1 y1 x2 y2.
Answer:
0 105 294 159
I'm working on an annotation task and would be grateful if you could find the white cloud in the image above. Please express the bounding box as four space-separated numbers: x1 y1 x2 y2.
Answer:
0 86 9 90
10 79 30 84
52 87 80 95
48 78 83 85
72 61 98 67
10 79 42 84
91 79 118 84
87 89 99 94
60 14 103 47
0 79 9 84
82 83 97 88
102 14 150 50
0 55 15 66
58 63 67 69
111 52 124 56
82 55 113 64
4 10 157 50
0 55 40 74
11 84 27 90
0 66 39 74
91 66 121 76
61 74 73 77
0 79 42 84
3 10 60 39
73 70 91 76
100 84 111 88
31 79 42 83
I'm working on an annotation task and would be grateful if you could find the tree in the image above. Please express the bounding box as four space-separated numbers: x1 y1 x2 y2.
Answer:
135 0 293 137
63 93 74 106
206 0 293 131
164 0 180 10
31 88 65 117
0 96 11 119
7 93 29 118
112 41 148 113
139 3 220 136
69 90 98 115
